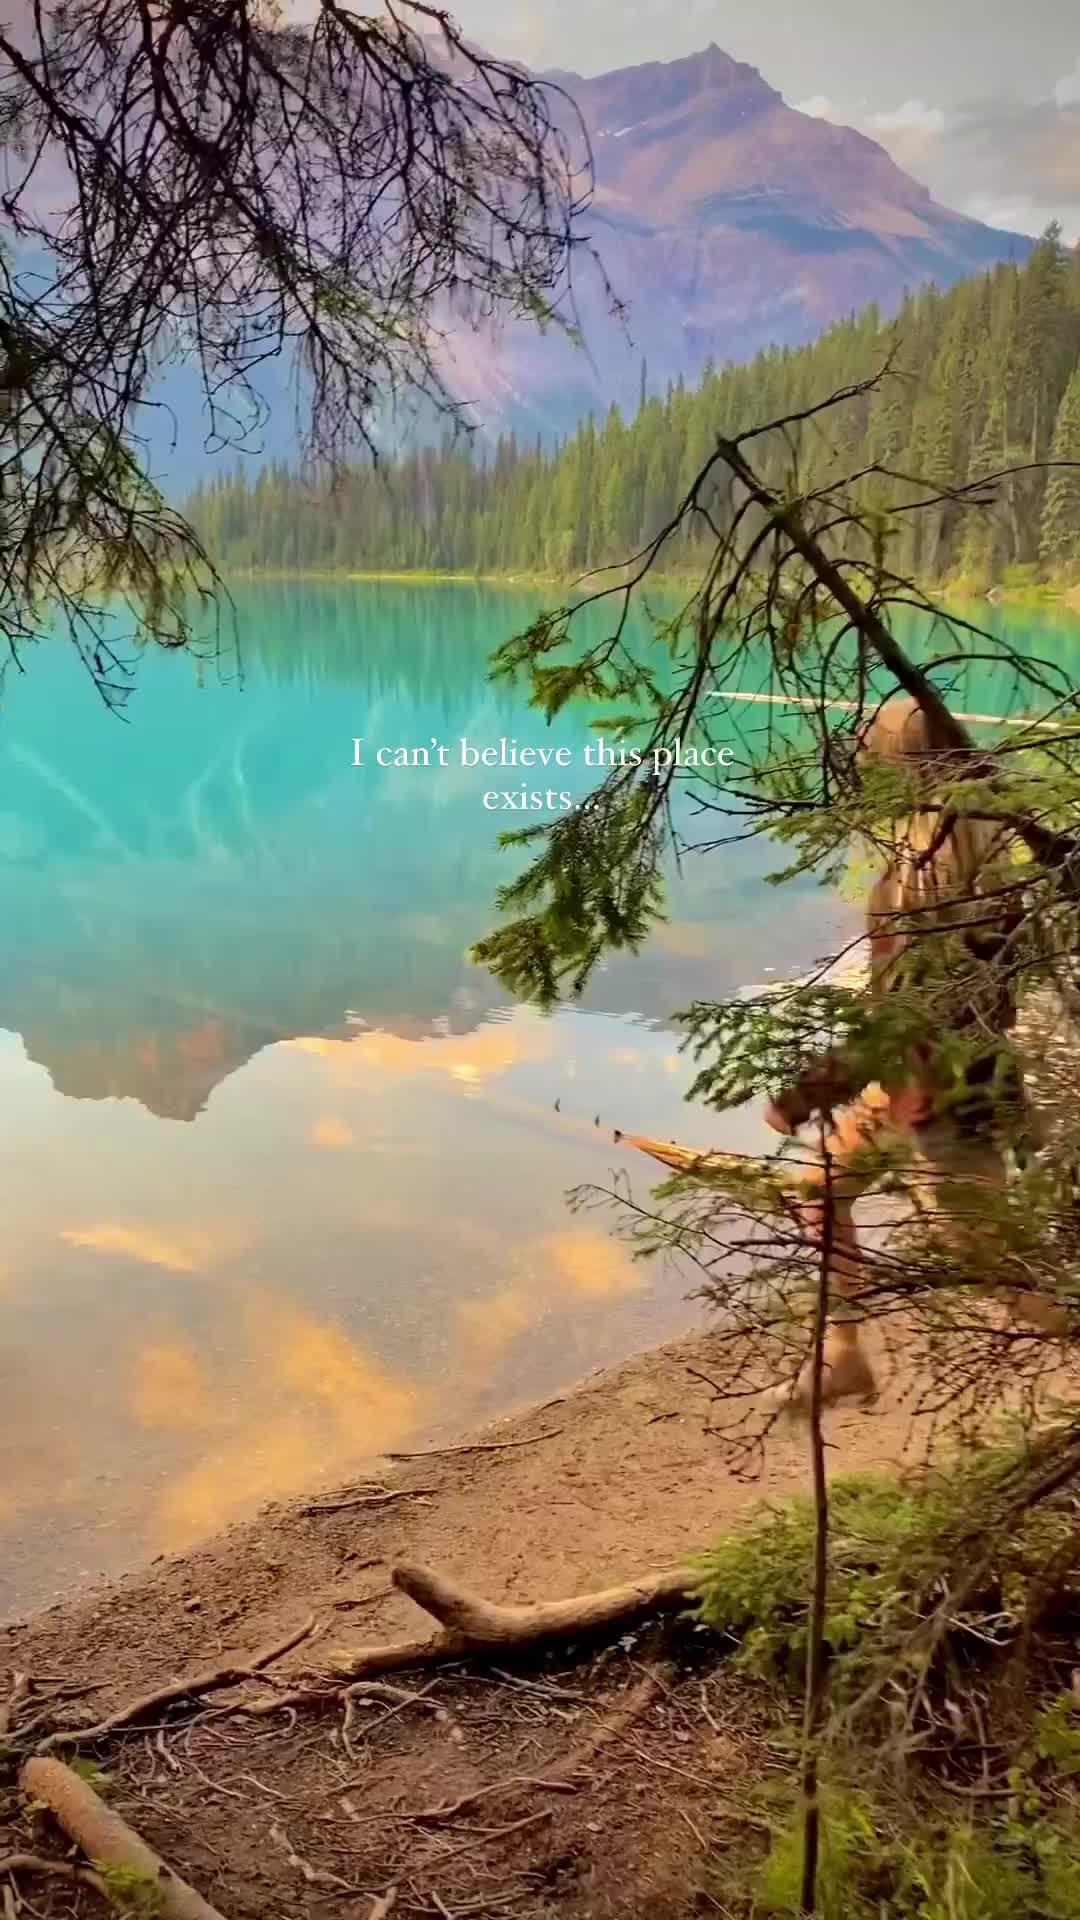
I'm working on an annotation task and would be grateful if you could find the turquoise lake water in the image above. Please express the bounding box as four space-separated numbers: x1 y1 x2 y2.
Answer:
1 582 1077 1614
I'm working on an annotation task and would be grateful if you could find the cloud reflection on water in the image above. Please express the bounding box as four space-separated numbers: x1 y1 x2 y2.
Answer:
0 584 850 1611
1 1002 777 1610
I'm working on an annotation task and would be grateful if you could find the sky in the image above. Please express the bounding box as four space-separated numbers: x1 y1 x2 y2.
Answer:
362 0 1080 243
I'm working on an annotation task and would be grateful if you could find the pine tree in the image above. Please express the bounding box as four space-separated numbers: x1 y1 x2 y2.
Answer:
1041 368 1080 577
186 247 1080 587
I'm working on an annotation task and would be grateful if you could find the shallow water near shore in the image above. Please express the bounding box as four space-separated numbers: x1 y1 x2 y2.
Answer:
1 581 1076 1617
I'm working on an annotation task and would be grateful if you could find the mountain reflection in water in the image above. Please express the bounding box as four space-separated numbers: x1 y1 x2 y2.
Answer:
0 580 856 1613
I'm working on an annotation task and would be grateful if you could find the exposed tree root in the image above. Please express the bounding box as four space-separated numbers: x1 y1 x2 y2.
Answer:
404 1662 674 1829
562 1662 675 1772
24 1560 694 1780
0 1851 105 1896
38 1615 316 1753
0 1675 30 1739
329 1561 695 1678
343 1679 463 1745
19 1756 230 1919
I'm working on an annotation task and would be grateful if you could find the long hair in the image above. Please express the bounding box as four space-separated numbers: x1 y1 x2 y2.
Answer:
858 697 1007 994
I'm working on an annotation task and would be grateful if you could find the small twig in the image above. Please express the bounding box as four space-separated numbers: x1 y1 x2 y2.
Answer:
410 1774 580 1824
345 1682 439 1711
384 1430 564 1460
368 1892 398 1920
348 1677 446 1743
229 1686 339 1719
489 1671 589 1702
609 1731 719 1794
939 1778 1016 1798
269 1822 360 1891
238 1772 292 1801
678 1806 710 1850
430 1809 552 1863
305 1490 438 1515
699 1681 727 1739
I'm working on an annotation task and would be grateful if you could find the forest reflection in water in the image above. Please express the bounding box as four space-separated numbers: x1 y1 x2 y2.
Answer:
8 579 1063 1612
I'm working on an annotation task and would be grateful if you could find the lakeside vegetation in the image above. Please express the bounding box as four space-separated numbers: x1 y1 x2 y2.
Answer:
188 228 1080 595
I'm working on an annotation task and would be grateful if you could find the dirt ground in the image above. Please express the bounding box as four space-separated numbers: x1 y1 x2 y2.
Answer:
0 1322 934 1919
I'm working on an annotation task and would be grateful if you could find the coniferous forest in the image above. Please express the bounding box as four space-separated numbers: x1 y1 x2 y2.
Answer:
188 229 1080 590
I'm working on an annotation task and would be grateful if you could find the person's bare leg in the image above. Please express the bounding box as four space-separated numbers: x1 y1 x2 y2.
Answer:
914 1118 1070 1338
766 1095 887 1413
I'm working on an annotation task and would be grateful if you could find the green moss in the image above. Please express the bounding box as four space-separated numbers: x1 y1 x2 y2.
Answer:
70 1757 113 1794
96 1865 166 1916
693 1429 1080 1680
691 1472 931 1683
757 1794 1080 1920
1032 1695 1080 1777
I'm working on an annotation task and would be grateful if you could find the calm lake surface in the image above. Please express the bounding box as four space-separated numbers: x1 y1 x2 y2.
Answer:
2 583 1077 1616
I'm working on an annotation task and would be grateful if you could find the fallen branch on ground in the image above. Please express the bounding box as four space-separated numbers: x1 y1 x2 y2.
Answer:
37 1615 316 1752
27 1564 695 1759
19 1756 230 1919
329 1561 695 1678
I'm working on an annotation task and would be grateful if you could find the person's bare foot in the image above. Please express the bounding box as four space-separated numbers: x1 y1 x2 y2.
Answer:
766 1332 878 1417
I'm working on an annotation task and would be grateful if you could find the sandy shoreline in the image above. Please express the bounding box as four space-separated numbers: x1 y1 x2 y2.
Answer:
0 1321 1043 1919
1 1319 924 1693
7 995 1075 1678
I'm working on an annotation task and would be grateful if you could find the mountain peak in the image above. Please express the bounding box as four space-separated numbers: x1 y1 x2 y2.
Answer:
436 42 1031 447
553 43 780 130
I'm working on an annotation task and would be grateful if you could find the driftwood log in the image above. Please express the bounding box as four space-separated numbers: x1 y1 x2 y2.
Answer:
20 1756 230 1920
329 1560 695 1677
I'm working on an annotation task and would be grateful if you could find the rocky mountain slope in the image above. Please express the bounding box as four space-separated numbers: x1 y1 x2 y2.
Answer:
439 43 1030 435
149 43 1032 479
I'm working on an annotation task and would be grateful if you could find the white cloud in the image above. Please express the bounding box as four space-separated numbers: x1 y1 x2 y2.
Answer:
960 192 1071 237
868 99 947 136
794 92 948 141
791 93 839 120
794 80 1080 246
1053 59 1080 108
